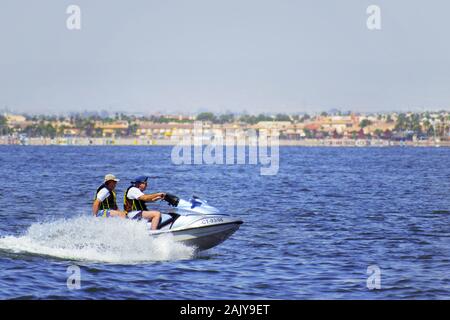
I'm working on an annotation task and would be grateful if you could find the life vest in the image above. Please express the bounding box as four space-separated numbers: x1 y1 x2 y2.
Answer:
124 186 148 212
95 184 118 210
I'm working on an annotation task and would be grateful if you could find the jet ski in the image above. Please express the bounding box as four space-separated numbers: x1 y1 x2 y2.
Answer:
149 193 243 251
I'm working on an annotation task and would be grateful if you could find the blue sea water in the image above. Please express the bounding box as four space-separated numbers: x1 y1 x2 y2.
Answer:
0 146 449 299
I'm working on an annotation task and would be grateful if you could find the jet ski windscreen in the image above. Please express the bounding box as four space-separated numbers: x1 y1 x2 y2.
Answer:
164 193 180 207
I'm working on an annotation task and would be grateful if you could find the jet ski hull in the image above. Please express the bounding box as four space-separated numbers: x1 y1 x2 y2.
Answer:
150 195 243 251
150 218 243 251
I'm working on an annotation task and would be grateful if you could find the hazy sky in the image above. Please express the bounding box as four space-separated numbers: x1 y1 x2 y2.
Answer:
1 0 450 114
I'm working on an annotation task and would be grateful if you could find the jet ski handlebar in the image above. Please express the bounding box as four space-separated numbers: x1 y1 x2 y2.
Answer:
163 193 180 207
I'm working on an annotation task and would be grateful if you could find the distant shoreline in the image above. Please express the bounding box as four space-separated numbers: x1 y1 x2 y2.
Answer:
1 137 449 147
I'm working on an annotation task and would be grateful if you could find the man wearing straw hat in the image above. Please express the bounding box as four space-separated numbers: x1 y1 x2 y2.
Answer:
92 174 127 218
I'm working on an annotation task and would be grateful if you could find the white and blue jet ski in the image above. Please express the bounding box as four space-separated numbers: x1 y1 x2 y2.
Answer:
150 194 243 251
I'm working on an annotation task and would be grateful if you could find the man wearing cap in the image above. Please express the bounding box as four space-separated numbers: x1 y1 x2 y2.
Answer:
93 174 127 218
124 176 165 230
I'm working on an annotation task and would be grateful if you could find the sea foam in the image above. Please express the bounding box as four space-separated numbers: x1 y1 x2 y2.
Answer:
0 215 195 264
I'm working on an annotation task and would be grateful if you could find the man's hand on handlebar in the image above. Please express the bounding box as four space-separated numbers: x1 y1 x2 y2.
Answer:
155 192 166 201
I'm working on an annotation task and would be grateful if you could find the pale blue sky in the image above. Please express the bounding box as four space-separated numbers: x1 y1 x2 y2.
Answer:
1 0 449 114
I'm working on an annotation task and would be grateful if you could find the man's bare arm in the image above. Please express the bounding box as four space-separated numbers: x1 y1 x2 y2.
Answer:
92 199 101 216
138 193 165 202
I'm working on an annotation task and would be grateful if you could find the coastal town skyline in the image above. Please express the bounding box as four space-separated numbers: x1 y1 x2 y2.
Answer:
2 109 449 147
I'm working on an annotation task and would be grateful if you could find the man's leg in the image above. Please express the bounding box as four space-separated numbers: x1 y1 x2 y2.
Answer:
142 211 161 230
109 210 127 218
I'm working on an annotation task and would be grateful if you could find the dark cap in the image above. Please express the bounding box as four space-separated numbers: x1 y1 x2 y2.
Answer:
132 176 149 184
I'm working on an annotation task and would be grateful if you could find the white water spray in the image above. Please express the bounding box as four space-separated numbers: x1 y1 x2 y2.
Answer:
0 216 195 264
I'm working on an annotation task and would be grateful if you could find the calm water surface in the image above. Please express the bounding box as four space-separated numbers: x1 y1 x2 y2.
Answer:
0 146 449 299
